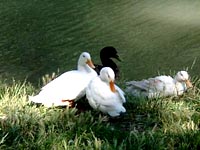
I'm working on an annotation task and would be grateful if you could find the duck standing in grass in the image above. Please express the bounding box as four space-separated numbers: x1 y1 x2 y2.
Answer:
125 71 193 98
94 46 121 79
86 67 126 117
29 52 97 107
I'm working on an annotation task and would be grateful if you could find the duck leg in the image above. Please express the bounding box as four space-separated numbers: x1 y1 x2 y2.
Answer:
61 100 75 107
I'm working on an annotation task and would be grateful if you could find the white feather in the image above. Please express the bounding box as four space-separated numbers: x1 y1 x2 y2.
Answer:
86 67 126 117
29 52 97 107
125 71 192 98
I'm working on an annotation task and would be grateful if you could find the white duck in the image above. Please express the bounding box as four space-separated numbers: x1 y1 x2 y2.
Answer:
86 67 126 117
125 71 193 98
29 52 97 107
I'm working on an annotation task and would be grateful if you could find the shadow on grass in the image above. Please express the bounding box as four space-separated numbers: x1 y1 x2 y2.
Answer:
0 77 200 149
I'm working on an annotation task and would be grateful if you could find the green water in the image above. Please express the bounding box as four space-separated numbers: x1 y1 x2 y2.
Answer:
0 0 200 83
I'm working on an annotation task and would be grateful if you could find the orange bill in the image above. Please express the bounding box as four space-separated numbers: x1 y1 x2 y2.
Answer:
109 81 116 93
185 80 193 88
86 59 95 69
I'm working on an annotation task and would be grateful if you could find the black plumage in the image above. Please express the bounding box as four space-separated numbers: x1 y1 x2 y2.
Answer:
94 46 121 79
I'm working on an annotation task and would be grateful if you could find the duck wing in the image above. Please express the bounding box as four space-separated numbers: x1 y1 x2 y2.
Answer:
125 75 176 98
126 79 151 91
38 71 90 102
126 75 174 90
115 85 126 103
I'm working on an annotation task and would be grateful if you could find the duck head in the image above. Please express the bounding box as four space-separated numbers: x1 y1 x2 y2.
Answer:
78 52 95 69
100 67 116 92
100 46 121 62
175 71 193 88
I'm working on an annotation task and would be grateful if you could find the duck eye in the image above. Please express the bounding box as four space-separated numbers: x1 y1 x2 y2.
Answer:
83 55 86 58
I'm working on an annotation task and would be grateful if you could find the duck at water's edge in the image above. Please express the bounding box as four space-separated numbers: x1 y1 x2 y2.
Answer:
94 46 121 79
29 52 97 107
125 71 193 99
86 67 126 117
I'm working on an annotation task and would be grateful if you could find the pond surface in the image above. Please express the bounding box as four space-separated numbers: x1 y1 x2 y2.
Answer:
0 0 200 83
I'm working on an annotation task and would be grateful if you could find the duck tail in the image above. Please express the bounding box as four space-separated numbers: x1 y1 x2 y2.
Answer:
119 106 126 114
28 95 42 103
108 106 126 117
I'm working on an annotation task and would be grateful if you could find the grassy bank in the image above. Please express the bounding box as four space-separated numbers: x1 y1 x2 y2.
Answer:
0 77 199 149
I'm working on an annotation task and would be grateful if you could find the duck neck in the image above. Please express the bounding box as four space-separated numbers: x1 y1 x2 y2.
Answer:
173 79 179 95
173 79 186 95
78 64 91 73
173 79 181 86
78 65 97 77
100 52 110 64
101 57 116 67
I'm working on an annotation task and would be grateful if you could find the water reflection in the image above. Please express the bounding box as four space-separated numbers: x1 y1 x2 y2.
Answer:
0 0 199 83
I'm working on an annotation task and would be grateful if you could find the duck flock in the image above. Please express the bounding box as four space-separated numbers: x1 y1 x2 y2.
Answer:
29 46 193 117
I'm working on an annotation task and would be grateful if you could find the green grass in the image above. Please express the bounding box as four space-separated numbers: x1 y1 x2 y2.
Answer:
0 77 199 149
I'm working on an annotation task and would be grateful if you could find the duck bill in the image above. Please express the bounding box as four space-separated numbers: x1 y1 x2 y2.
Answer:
114 54 121 62
86 59 95 69
185 80 193 88
109 81 116 92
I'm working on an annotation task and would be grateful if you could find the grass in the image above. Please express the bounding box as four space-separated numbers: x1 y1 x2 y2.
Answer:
0 75 199 149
